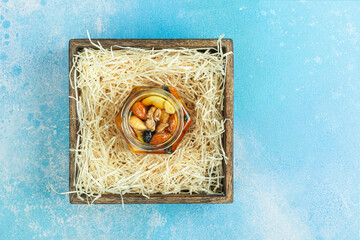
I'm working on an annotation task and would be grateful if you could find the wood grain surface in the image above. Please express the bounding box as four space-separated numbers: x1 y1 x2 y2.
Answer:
69 39 234 204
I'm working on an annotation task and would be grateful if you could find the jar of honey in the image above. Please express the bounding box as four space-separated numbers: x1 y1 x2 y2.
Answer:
115 86 192 154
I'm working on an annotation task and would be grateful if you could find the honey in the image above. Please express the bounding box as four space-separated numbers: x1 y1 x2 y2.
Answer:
115 86 192 154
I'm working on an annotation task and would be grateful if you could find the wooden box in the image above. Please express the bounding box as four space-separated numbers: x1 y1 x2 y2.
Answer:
69 39 234 204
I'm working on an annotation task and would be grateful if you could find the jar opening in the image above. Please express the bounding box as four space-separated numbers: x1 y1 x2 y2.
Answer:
120 88 184 152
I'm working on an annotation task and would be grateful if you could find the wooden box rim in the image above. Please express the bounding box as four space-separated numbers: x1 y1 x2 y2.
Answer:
69 38 234 204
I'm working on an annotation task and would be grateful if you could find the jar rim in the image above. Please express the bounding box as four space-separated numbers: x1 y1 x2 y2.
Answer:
120 88 184 151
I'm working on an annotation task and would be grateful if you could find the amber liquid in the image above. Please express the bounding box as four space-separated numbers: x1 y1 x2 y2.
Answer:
115 86 192 154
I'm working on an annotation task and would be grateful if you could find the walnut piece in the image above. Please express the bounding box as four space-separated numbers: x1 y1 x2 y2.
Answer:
154 108 162 122
145 106 157 131
147 106 156 119
156 122 169 133
159 110 170 123
146 119 156 132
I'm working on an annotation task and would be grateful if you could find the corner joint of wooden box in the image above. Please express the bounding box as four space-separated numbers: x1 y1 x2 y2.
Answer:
69 193 77 204
222 39 233 50
224 193 234 203
69 39 77 49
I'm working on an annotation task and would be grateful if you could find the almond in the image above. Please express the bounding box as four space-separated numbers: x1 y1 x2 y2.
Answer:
164 101 175 114
129 116 147 131
150 132 171 145
132 102 147 120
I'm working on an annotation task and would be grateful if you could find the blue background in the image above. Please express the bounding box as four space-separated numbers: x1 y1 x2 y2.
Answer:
0 0 359 239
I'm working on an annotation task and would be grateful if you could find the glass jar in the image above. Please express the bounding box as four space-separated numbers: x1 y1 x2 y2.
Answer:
115 86 192 154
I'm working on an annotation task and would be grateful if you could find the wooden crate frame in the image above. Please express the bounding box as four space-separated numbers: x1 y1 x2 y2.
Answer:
69 39 234 204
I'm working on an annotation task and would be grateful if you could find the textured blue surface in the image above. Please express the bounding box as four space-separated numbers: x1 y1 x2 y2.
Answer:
0 0 359 239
